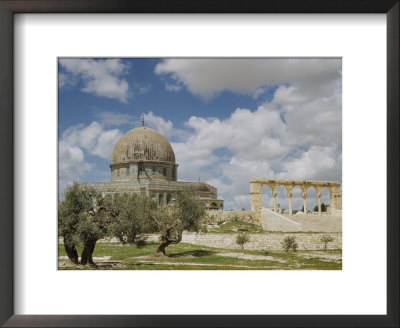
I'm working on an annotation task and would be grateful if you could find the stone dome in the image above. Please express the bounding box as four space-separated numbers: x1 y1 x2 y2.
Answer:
111 127 175 164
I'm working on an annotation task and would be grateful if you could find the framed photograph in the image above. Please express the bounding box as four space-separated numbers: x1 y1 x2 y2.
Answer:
0 1 398 327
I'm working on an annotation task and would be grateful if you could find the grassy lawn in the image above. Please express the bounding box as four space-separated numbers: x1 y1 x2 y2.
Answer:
207 220 264 233
58 241 342 270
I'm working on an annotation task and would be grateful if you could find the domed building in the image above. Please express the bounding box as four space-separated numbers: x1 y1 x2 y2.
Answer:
82 123 224 211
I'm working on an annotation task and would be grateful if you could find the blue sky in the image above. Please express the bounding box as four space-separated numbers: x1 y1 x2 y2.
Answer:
58 58 342 210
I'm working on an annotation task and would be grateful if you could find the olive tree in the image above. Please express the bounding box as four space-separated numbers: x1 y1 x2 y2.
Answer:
107 193 158 245
150 189 205 256
236 232 250 250
321 235 334 251
282 235 298 252
58 183 111 266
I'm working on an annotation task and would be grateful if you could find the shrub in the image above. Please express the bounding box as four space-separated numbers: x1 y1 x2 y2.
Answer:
135 235 148 248
236 232 250 250
282 236 298 252
321 235 334 251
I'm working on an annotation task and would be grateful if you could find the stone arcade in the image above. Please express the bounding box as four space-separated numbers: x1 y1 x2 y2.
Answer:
250 179 342 224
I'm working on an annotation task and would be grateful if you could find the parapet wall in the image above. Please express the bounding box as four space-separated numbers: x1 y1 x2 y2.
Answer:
201 210 258 225
146 232 342 251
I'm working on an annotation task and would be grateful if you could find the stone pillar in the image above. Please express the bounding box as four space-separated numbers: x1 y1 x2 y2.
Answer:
301 188 307 215
329 185 342 215
335 186 342 210
156 192 160 205
316 187 322 215
272 189 278 213
285 185 293 216
317 193 322 215
250 182 262 225
329 187 335 214
164 192 167 205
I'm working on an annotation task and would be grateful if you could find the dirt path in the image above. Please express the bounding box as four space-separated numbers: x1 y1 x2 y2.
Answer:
135 260 282 269
215 252 286 263
296 252 342 262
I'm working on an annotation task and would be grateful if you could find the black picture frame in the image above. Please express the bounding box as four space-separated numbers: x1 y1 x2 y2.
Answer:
0 1 398 327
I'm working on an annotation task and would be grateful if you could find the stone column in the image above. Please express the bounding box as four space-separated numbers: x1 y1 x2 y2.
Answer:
164 192 167 205
335 185 342 210
156 192 160 205
286 185 293 216
329 185 342 215
329 187 335 214
250 182 262 225
301 188 307 215
316 186 322 215
272 189 278 213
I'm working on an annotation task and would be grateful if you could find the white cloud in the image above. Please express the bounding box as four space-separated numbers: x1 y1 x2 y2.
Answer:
174 105 288 171
165 83 182 92
144 111 186 139
59 121 122 198
61 121 122 160
59 59 131 102
58 141 92 199
155 58 341 100
96 111 135 126
277 145 341 181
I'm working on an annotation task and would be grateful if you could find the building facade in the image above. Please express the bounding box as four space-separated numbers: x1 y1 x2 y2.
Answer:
81 125 224 210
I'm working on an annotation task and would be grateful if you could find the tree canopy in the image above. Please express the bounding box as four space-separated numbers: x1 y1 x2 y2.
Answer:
58 183 110 265
58 184 205 265
150 188 205 256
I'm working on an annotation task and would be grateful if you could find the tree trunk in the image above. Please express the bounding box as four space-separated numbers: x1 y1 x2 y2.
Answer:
155 228 182 256
81 239 97 266
63 235 78 264
156 240 171 256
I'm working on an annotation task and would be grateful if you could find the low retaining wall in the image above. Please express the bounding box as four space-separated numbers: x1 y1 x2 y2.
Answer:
202 210 258 225
146 232 342 251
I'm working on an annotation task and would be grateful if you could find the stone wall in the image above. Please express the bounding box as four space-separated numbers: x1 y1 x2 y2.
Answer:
201 210 258 225
146 232 342 251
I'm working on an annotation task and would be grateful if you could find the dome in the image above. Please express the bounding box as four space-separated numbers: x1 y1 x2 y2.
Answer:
111 127 175 164
192 182 211 192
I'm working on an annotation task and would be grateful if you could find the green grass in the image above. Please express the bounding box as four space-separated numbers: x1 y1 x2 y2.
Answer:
207 220 265 233
58 241 341 270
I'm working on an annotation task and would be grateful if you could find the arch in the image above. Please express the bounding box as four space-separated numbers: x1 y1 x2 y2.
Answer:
306 185 317 214
291 185 303 213
261 184 274 210
276 185 289 214
321 187 331 214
